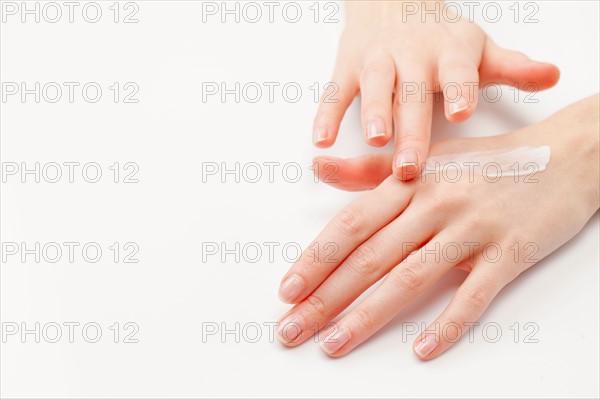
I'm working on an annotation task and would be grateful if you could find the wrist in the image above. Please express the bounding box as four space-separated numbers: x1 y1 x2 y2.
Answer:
344 1 445 26
516 94 600 212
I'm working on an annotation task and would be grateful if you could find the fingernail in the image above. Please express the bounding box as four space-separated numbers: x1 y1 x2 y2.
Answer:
448 97 469 115
313 127 329 144
396 149 418 168
278 274 304 303
366 118 386 139
395 149 419 179
415 333 438 358
320 326 351 354
276 315 304 344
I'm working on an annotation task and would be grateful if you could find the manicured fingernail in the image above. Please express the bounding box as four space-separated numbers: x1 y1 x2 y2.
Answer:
396 149 418 168
415 333 438 358
366 117 386 139
395 150 419 179
313 127 329 144
321 326 351 354
448 97 469 115
278 274 304 303
276 315 303 344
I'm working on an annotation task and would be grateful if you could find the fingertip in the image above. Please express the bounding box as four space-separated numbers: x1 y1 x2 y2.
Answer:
312 155 343 182
277 293 295 305
529 61 561 89
364 117 392 147
393 166 420 181
510 60 561 91
366 134 392 147
320 325 352 357
413 333 438 360
482 40 561 91
278 272 307 304
312 126 336 148
320 346 345 358
446 97 475 123
314 153 393 190
365 133 392 147
393 149 421 181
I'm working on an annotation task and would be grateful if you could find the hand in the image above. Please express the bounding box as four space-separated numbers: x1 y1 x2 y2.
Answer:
313 0 560 180
282 94 599 359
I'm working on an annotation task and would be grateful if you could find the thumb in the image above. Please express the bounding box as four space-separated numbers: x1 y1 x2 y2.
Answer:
312 154 393 191
479 38 560 91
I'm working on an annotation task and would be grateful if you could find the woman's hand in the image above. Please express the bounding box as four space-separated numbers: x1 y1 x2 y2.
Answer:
313 0 560 180
283 94 599 359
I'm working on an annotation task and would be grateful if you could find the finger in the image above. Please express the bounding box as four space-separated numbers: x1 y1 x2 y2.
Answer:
278 176 415 304
277 205 435 347
438 53 480 123
319 230 475 356
392 64 434 181
359 55 395 146
312 154 394 191
479 38 560 91
413 257 513 360
313 63 359 148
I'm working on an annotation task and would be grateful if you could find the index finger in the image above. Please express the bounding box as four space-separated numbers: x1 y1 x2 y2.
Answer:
392 64 434 181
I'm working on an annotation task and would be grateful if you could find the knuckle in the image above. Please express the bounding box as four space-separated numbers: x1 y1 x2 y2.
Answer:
362 100 389 116
336 208 365 237
501 232 526 251
441 59 475 75
392 121 430 145
360 62 394 82
453 188 471 205
394 91 424 109
397 130 428 144
427 197 447 215
354 307 376 331
423 192 466 216
305 293 327 318
459 216 484 235
391 263 424 293
348 244 379 276
300 245 319 267
461 287 489 311
313 109 338 126
439 190 469 212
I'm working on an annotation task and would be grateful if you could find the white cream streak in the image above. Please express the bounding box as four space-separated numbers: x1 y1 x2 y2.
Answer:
422 146 551 178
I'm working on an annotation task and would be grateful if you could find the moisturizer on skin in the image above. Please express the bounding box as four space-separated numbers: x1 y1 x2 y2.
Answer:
422 146 551 178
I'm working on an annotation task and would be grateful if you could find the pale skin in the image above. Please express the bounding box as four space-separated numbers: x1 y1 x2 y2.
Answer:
313 0 561 180
281 94 600 359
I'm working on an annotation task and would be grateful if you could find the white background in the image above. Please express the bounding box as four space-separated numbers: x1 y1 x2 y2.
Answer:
1 1 598 398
